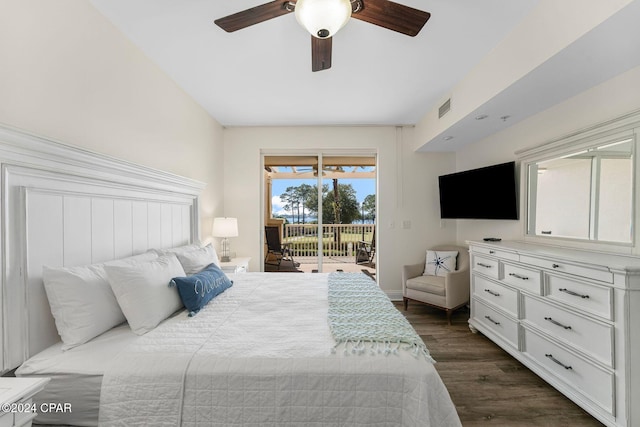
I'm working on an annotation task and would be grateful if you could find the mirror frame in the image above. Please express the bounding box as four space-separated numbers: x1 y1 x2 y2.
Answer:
516 109 640 252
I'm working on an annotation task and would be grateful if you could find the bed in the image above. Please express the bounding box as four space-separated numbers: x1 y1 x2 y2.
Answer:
17 271 460 426
1 125 461 426
15 324 136 426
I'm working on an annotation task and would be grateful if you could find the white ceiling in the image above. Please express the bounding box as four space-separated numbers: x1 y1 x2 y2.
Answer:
420 0 640 151
89 0 539 127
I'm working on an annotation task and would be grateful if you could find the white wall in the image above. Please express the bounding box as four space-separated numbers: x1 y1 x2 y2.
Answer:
454 65 640 248
0 0 225 237
598 158 633 242
536 160 591 238
223 126 456 296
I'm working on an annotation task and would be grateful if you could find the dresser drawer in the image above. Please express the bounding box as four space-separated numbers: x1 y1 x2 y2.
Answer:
472 275 518 317
546 274 612 321
472 255 499 279
502 263 542 295
520 255 613 283
472 299 519 349
522 295 613 367
522 327 614 415
472 246 519 261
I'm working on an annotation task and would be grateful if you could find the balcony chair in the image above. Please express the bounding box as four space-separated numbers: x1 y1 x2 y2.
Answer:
402 245 470 324
264 226 296 270
355 228 375 265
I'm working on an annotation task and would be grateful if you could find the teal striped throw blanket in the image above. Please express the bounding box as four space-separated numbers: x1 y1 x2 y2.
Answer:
327 272 435 362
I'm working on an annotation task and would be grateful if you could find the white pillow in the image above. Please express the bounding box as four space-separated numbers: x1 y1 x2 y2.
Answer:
152 243 201 256
423 250 458 277
176 244 220 274
42 251 158 350
105 254 186 335
105 251 159 267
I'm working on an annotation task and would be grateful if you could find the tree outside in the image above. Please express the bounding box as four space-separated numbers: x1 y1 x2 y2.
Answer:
280 183 315 224
304 183 360 224
362 194 376 223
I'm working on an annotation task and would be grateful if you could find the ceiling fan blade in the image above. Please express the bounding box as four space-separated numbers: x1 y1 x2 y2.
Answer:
214 1 294 33
311 36 332 72
352 0 430 37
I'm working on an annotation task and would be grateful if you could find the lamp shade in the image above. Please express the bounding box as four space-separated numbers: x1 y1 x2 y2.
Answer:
295 0 352 39
212 217 238 238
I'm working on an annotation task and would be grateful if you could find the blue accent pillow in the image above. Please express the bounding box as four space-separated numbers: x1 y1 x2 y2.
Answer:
170 263 233 316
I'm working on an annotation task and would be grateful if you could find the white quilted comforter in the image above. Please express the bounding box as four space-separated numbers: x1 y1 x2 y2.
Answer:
99 273 461 427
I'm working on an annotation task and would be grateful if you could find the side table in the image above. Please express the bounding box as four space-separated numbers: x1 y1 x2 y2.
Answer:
219 257 251 273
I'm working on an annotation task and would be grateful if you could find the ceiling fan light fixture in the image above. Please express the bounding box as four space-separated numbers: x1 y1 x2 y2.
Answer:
295 0 352 39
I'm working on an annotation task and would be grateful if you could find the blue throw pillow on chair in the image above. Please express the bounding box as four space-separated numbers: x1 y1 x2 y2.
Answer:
170 263 233 316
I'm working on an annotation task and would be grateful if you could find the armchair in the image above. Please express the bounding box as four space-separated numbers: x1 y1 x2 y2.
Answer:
402 245 470 324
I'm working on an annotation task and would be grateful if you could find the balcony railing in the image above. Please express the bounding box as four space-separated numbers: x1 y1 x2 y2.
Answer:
283 223 374 258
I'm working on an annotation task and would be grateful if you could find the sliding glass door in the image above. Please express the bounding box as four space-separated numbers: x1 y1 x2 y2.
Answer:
263 153 376 274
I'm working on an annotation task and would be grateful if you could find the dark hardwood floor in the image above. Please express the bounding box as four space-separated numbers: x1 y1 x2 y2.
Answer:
395 301 604 427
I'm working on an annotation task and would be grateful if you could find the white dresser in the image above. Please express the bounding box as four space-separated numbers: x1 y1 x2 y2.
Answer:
468 240 640 427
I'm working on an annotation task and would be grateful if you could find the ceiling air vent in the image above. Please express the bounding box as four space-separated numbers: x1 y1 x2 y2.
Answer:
438 98 451 118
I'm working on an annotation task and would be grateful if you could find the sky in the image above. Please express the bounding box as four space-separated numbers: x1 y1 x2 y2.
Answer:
271 177 375 217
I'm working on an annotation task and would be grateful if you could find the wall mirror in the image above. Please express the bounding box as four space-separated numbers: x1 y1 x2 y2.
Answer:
526 137 635 243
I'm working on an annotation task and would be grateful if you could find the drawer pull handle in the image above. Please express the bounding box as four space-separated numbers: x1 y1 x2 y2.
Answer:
477 263 492 268
484 315 500 325
545 353 572 370
559 288 590 299
552 263 560 269
489 250 495 254
484 289 500 297
544 317 572 330
509 273 529 280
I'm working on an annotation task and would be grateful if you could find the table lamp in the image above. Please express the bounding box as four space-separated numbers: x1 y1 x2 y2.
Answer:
212 217 238 262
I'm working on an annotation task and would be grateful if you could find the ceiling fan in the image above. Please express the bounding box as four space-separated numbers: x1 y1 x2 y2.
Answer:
214 0 431 72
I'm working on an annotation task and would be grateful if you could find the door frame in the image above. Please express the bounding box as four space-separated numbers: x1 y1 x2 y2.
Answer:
261 148 378 274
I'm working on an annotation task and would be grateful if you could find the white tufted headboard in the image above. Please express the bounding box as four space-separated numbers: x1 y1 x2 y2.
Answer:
0 124 205 372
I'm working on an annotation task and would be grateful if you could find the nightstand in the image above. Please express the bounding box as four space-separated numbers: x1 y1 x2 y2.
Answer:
0 377 49 427
219 257 250 273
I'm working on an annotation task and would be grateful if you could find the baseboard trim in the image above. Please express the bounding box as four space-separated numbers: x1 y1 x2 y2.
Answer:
386 291 403 301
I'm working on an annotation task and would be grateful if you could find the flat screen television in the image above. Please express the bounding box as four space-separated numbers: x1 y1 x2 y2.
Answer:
438 161 518 220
